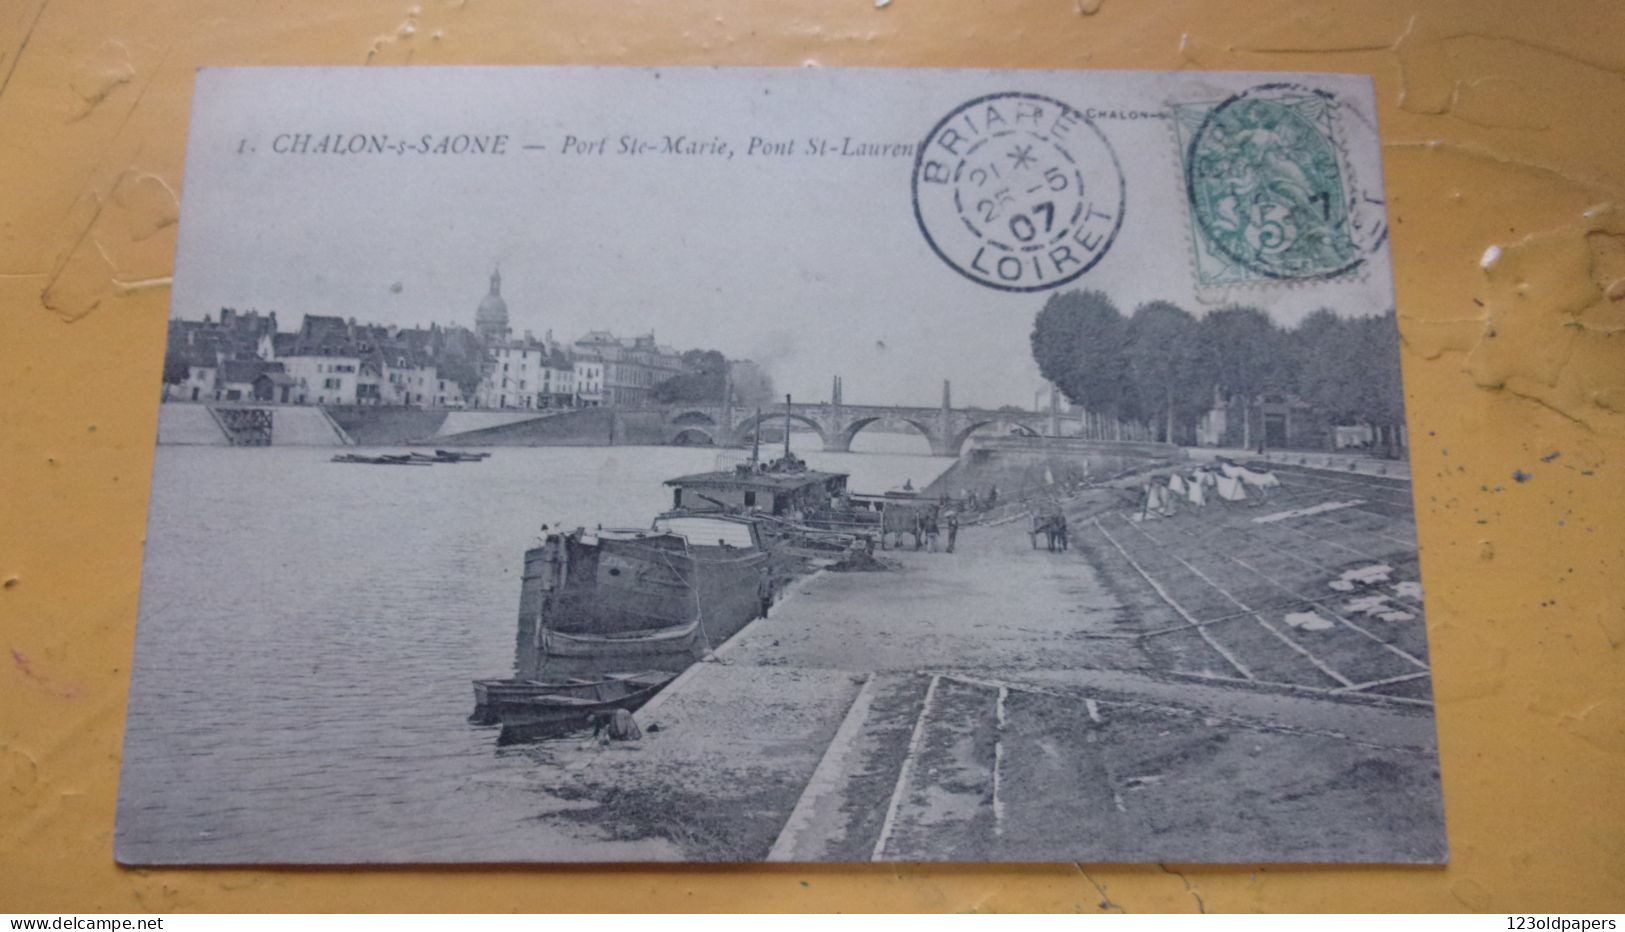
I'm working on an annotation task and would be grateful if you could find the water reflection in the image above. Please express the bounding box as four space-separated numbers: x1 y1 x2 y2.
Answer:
117 438 949 863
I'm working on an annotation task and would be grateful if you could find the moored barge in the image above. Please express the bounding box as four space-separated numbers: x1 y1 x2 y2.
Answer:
514 514 772 680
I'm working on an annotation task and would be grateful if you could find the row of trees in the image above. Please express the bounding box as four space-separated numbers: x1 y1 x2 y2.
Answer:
1030 290 1405 451
650 350 776 406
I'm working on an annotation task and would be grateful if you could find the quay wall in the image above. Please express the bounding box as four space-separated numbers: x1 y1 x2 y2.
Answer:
613 410 681 445
967 436 1178 460
1185 445 1411 481
925 436 1178 501
156 403 229 445
434 411 550 437
155 403 349 446
326 407 448 445
271 406 351 446
434 407 615 446
153 403 692 448
433 408 678 447
303 407 571 446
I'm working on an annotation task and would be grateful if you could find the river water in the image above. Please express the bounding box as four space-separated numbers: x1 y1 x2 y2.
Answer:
115 434 950 863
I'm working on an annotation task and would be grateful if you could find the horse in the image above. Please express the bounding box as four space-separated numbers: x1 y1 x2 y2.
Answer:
1029 511 1069 552
881 501 939 551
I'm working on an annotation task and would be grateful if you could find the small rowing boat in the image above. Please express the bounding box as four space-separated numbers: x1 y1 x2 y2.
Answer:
469 670 675 742
331 453 431 466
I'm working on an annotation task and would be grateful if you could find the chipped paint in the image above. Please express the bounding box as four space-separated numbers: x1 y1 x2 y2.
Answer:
68 41 135 120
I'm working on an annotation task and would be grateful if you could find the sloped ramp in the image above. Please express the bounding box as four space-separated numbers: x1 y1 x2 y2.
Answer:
156 404 229 445
269 406 350 446
435 408 612 446
324 408 445 445
434 411 551 437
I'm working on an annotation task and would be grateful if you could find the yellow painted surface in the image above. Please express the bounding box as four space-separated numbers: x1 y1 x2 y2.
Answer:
2 0 1622 913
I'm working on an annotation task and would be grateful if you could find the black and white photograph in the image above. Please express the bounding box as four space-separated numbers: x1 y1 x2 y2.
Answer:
116 66 1444 865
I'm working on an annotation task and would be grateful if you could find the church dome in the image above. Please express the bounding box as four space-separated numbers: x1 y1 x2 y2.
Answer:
474 268 509 341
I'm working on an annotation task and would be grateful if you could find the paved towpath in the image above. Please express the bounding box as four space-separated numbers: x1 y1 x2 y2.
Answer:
543 487 1443 863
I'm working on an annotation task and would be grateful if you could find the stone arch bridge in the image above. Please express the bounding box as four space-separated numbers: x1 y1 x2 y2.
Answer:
656 380 1075 457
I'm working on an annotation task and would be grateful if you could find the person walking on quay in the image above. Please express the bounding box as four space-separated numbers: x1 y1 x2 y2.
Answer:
945 509 960 553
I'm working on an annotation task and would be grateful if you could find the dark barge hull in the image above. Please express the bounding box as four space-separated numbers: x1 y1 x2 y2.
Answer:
515 530 770 680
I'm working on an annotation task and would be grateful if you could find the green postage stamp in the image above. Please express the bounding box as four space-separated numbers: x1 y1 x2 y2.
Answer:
1173 83 1386 288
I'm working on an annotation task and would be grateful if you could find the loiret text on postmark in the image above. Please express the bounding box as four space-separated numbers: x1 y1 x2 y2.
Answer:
912 92 1126 293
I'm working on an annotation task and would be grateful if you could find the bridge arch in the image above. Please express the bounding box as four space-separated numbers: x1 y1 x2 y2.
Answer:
735 410 830 448
669 426 717 446
945 418 1043 457
669 410 718 427
837 415 942 455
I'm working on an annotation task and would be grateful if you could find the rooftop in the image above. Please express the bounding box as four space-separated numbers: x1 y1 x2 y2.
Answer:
218 359 283 383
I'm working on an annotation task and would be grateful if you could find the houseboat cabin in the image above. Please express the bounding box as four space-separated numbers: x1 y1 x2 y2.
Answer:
665 458 850 519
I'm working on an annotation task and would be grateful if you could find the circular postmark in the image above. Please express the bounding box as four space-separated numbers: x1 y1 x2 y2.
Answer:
912 92 1126 293
1183 83 1378 283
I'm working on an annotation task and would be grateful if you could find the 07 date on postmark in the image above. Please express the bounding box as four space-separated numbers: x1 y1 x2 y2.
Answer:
912 92 1126 293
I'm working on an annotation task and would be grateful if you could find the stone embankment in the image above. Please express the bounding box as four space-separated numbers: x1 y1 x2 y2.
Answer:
521 458 1441 863
925 436 1178 503
156 403 350 446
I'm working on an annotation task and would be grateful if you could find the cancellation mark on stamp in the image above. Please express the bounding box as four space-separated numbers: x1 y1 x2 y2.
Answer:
1174 83 1386 288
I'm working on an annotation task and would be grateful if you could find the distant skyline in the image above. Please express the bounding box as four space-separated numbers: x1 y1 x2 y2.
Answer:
174 261 1390 411
172 67 1396 410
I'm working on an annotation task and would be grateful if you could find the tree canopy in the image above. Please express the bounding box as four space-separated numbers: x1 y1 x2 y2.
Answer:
1030 289 1405 448
162 352 191 385
1197 306 1285 403
652 349 732 404
1125 300 1203 441
727 359 776 407
1030 290 1130 418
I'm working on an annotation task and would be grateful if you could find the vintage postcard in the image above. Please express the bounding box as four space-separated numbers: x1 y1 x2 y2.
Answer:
117 67 1444 864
